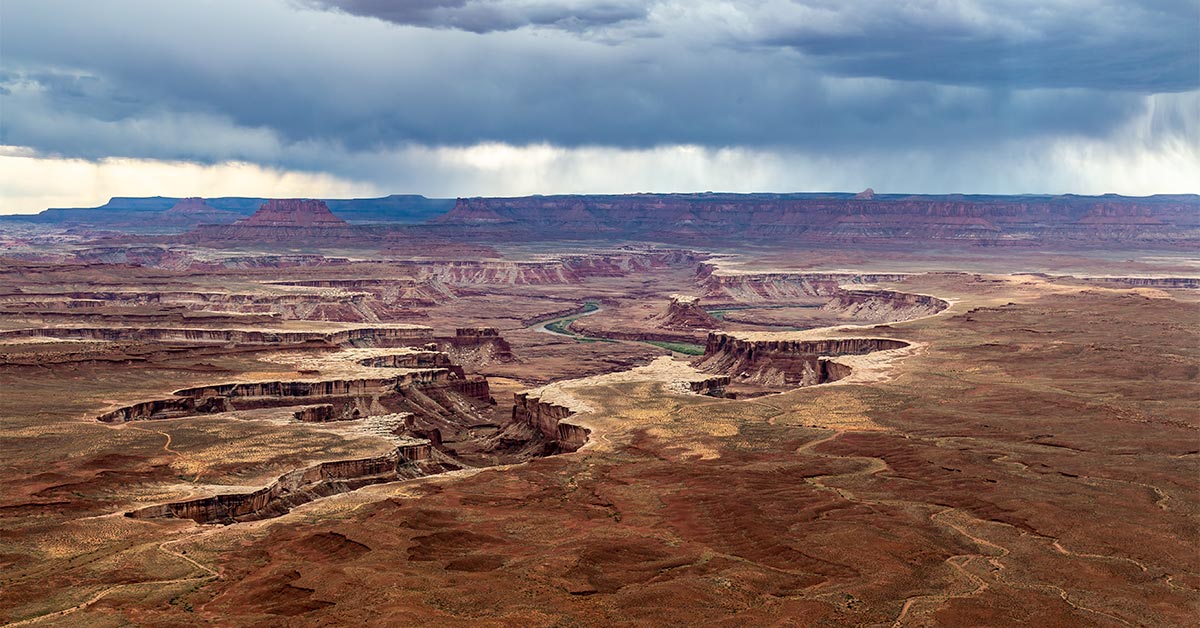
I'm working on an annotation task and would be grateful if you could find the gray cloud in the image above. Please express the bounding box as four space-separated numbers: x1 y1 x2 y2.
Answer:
304 0 648 33
303 0 1200 91
0 0 1196 195
750 0 1200 92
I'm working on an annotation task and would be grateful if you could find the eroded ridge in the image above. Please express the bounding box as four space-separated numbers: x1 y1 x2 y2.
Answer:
126 441 448 525
95 343 506 524
0 325 431 346
94 366 486 424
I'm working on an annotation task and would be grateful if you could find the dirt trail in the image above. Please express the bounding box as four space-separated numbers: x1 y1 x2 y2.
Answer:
126 424 204 482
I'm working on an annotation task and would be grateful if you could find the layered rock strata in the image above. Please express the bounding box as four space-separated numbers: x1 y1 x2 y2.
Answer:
698 266 913 303
95 365 486 423
659 296 721 330
435 328 516 366
509 393 590 454
1076 276 1200 289
821 289 949 322
697 333 911 387
0 325 431 346
393 250 702 285
126 442 445 524
182 199 358 242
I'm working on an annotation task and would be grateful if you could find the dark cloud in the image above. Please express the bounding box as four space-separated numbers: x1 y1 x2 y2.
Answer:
305 0 648 33
0 0 1195 190
754 0 1200 92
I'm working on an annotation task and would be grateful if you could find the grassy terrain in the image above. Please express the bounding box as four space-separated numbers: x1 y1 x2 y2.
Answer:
642 340 705 355
704 304 821 321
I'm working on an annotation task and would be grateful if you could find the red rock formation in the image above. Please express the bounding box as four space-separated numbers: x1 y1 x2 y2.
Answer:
180 199 359 242
293 404 338 422
435 328 516 366
238 199 348 228
358 350 458 371
509 392 590 453
696 333 910 386
658 296 721 330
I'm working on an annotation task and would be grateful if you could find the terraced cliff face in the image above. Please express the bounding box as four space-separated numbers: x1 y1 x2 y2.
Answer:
95 369 463 423
127 443 444 524
436 328 516 367
658 296 721 330
696 333 910 387
0 325 432 346
698 266 913 303
509 393 589 454
696 267 947 325
237 199 348 228
434 193 1200 246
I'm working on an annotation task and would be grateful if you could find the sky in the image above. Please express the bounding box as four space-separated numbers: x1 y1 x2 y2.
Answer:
0 0 1197 213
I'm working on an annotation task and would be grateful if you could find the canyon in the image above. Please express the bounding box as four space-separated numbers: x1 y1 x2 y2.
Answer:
0 198 1197 627
127 441 446 525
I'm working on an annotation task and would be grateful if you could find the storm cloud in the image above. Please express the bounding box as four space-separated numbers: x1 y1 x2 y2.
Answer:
306 0 649 33
0 0 1196 211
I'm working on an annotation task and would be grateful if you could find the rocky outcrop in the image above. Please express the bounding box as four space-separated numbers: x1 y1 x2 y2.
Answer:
696 333 910 387
293 404 338 422
435 328 516 366
236 199 348 228
432 193 1200 246
508 393 589 454
659 296 721 330
819 358 855 383
358 350 458 371
181 199 361 242
126 442 445 524
95 396 229 423
687 375 731 396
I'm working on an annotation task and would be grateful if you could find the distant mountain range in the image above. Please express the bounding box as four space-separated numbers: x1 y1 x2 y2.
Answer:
5 195 455 230
5 191 1198 248
430 192 1200 247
